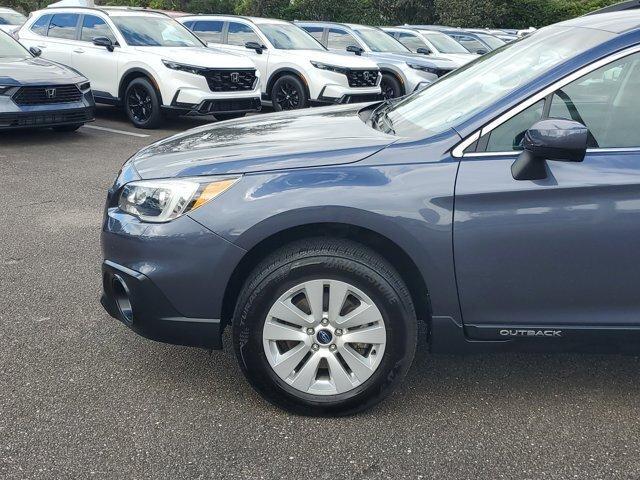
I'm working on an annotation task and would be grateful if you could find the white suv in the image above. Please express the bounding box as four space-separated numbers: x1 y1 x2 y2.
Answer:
0 7 26 34
178 16 382 110
18 7 262 128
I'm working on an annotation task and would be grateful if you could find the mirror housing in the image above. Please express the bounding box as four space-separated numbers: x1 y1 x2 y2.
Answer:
346 45 364 55
245 41 265 54
93 36 115 52
511 119 588 181
417 47 432 55
29 46 42 57
476 48 488 55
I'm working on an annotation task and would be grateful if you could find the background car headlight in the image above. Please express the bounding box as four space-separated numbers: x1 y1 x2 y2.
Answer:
0 85 14 95
162 60 207 75
406 62 445 76
310 61 349 75
77 81 91 92
118 176 240 223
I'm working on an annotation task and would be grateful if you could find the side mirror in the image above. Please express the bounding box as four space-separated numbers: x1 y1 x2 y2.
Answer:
476 49 488 55
511 119 588 181
29 46 41 57
346 45 364 55
245 41 265 54
93 36 115 52
416 47 431 55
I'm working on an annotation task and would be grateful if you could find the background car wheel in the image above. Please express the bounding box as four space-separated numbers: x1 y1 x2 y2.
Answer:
271 75 308 111
52 124 83 132
380 73 403 99
124 77 163 129
233 238 417 416
214 112 247 121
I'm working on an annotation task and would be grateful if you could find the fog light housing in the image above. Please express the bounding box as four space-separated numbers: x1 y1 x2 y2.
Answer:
112 274 134 325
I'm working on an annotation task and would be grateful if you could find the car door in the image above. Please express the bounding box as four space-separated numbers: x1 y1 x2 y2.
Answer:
41 12 80 66
70 14 120 98
224 21 269 90
453 49 640 338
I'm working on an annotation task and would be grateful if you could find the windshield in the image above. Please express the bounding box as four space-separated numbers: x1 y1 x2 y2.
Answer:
475 32 505 49
353 26 409 53
259 23 324 50
423 32 468 54
0 30 29 58
0 12 26 25
383 26 614 137
112 16 203 47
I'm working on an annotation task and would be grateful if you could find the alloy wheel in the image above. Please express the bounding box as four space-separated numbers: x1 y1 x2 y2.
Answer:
127 85 153 123
381 79 397 99
274 81 301 110
262 279 387 396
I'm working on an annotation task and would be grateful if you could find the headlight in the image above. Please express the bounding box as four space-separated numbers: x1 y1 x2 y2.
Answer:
118 176 240 223
0 85 14 95
406 62 445 76
162 60 207 75
310 61 349 75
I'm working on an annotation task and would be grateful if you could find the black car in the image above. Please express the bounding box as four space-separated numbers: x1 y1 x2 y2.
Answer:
0 30 94 131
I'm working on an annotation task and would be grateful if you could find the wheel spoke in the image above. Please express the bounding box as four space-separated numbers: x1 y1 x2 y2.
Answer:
272 342 310 379
328 281 349 320
263 320 306 342
290 352 322 391
326 353 356 393
341 323 386 344
304 280 324 323
336 303 382 329
268 299 312 327
339 344 374 382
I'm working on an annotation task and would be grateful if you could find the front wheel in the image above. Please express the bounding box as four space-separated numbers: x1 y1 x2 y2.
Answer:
380 73 403 99
233 238 417 416
124 77 163 129
270 75 308 111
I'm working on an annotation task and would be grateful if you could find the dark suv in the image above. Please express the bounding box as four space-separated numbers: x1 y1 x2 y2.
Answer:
0 30 94 131
102 10 640 415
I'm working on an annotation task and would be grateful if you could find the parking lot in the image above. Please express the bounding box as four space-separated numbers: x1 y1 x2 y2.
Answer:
0 106 639 479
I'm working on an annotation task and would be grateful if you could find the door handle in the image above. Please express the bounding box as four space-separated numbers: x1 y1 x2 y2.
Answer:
73 49 85 54
37 45 47 48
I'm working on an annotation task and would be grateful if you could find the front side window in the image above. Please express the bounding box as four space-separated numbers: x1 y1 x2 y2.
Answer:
227 22 260 47
423 32 468 54
353 26 408 53
397 32 427 52
30 14 52 36
484 101 544 152
302 26 324 42
451 34 486 53
383 26 613 137
476 33 506 50
81 15 116 43
192 20 224 44
112 15 202 47
259 23 324 50
0 30 29 58
48 13 79 40
327 28 358 51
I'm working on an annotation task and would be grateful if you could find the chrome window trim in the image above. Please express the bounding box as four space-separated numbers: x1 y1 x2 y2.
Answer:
463 147 640 159
451 44 640 159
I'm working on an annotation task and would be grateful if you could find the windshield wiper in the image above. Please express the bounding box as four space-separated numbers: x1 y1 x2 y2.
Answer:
368 99 395 133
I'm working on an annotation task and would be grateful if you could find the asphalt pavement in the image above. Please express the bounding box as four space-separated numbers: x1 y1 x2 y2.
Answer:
1 105 640 480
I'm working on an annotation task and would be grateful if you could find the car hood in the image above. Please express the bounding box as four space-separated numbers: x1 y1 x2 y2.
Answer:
369 51 456 69
130 104 397 179
284 49 379 69
0 56 85 85
437 53 478 65
132 46 256 69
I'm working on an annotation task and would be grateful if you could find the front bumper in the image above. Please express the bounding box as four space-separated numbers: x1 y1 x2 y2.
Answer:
168 96 262 116
0 93 95 130
101 205 247 349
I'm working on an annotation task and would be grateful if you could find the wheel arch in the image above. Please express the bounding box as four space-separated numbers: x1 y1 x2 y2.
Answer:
221 221 431 330
379 68 405 96
118 67 164 105
266 67 311 101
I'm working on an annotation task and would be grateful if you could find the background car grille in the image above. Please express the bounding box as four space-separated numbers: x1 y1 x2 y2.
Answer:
203 69 257 92
12 85 82 106
347 70 379 87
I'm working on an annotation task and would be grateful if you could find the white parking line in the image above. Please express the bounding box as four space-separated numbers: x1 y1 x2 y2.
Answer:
82 125 150 138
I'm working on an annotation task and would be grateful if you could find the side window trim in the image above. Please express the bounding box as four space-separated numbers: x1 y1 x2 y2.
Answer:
452 44 640 158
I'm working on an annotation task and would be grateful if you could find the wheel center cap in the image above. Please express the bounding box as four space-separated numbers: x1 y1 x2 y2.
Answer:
316 329 333 345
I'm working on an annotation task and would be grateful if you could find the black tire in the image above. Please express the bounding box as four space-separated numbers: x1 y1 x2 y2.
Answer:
270 74 308 111
52 123 83 132
124 77 163 129
214 112 247 122
380 73 403 99
233 238 417 416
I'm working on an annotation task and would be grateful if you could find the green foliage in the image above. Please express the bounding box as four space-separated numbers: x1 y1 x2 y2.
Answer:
7 0 627 28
